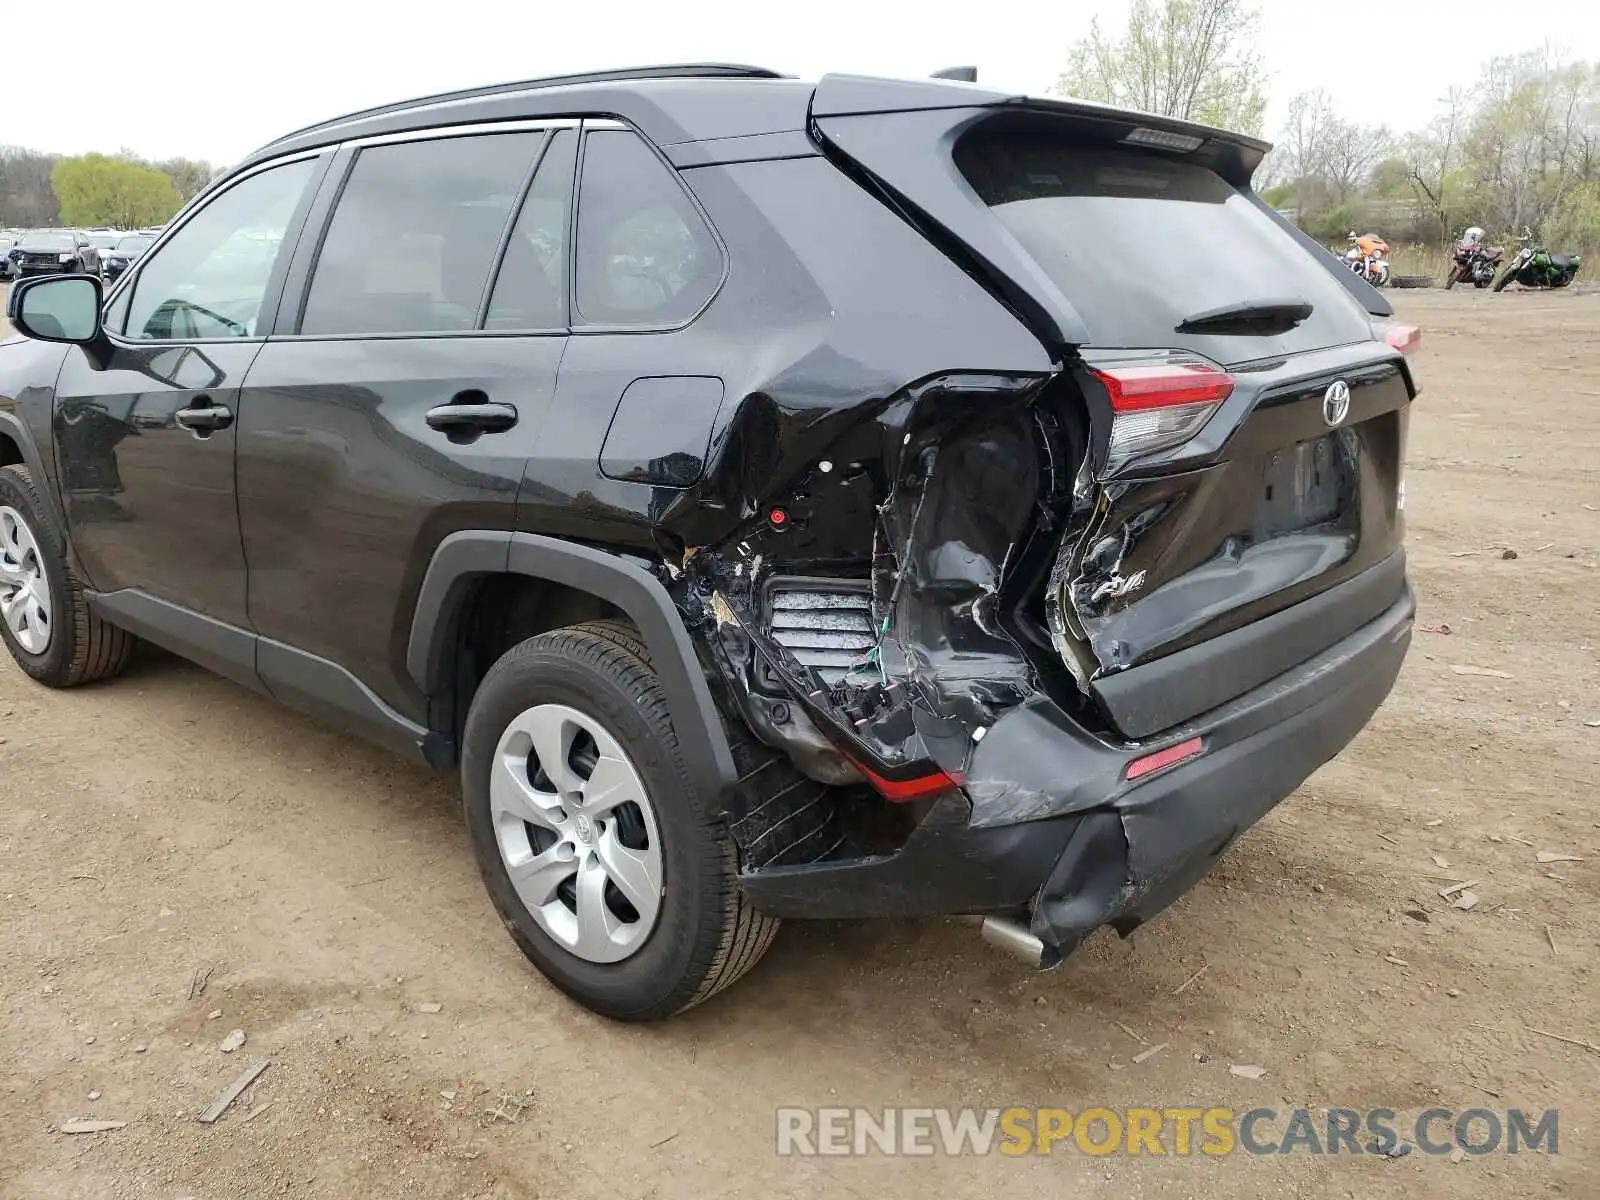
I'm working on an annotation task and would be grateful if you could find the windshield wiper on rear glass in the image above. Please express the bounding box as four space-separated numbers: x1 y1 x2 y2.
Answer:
1176 298 1313 336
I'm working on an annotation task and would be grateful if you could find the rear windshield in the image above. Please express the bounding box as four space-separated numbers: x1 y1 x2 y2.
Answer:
116 235 153 252
954 134 1372 361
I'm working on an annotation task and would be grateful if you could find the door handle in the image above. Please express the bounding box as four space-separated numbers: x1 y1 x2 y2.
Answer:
425 399 518 438
175 397 234 438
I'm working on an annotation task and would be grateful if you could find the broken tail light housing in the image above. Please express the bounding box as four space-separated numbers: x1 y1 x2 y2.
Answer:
1089 356 1235 474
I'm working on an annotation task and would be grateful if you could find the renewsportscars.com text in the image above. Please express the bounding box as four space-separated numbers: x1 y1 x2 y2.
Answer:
775 1106 1558 1158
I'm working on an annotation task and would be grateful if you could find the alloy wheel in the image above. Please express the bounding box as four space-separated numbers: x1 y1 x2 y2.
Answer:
0 505 52 655
490 703 664 963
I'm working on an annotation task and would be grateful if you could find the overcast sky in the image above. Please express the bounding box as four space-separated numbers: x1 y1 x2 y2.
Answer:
10 0 1598 165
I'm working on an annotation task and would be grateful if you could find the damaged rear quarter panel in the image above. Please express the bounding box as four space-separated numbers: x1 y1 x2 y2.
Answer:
514 152 1063 783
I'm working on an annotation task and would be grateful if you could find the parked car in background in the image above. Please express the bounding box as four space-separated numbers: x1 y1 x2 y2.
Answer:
100 232 157 282
0 233 17 281
86 231 122 268
8 229 101 277
0 65 1418 1021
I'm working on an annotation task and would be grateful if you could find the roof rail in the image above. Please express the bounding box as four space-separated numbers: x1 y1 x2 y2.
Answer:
258 63 787 151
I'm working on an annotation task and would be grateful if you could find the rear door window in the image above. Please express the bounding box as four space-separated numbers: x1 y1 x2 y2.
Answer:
484 130 576 331
954 134 1372 362
573 128 722 326
300 132 542 336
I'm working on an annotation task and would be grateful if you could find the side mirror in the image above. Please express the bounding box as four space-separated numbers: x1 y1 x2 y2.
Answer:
6 274 104 344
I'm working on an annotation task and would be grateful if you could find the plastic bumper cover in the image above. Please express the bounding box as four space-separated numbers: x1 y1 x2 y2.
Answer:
740 583 1414 957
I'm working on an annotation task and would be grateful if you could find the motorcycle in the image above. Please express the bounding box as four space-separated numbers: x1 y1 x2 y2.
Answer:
1445 228 1503 289
1340 231 1390 287
1493 229 1582 291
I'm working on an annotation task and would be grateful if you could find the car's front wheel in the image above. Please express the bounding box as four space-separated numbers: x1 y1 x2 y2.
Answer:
0 465 134 685
461 619 778 1019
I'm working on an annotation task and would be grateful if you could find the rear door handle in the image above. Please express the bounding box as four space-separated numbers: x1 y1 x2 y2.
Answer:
175 397 233 438
425 399 518 437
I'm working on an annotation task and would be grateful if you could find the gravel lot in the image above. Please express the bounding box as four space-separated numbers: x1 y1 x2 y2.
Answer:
1 287 1597 1198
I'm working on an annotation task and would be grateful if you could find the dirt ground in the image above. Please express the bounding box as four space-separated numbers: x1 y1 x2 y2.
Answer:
1 288 1597 1199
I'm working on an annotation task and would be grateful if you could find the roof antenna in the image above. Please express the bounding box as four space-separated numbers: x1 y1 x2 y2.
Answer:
931 66 978 82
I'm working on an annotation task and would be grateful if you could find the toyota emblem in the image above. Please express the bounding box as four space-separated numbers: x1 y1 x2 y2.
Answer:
1322 380 1351 427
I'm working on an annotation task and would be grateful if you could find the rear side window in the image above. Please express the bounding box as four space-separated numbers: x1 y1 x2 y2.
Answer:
954 134 1372 360
301 132 541 336
574 129 721 326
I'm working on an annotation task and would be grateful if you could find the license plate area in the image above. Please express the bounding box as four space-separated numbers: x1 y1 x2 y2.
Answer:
1255 432 1353 537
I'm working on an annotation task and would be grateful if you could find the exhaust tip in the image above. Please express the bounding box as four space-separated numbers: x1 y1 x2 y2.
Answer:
969 915 1048 967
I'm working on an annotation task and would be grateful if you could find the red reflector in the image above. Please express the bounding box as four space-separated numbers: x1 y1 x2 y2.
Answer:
768 507 788 527
1092 361 1235 413
1125 736 1205 782
1384 323 1421 355
855 761 964 801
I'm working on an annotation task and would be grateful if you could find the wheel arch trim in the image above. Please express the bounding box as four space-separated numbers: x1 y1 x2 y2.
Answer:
0 412 67 538
408 530 737 799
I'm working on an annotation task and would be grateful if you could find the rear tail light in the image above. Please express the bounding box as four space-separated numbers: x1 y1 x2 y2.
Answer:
1382 322 1421 355
1089 357 1234 474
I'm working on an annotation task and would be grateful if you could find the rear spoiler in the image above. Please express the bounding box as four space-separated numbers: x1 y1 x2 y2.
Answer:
812 74 1270 184
808 75 1392 349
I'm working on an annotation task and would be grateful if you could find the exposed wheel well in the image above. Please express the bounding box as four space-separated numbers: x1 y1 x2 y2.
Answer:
0 434 23 468
448 573 625 742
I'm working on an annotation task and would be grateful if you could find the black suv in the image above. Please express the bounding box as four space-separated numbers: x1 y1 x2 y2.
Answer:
0 65 1418 1020
8 228 102 278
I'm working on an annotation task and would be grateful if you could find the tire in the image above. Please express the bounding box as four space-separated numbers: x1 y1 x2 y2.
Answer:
1444 266 1459 289
1390 275 1433 289
461 618 779 1020
1492 270 1511 292
0 465 134 687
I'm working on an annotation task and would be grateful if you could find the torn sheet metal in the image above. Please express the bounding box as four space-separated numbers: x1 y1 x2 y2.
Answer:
669 370 1078 785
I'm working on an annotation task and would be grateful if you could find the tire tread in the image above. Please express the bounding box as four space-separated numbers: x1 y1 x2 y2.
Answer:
467 616 778 1018
0 465 134 686
573 618 780 1009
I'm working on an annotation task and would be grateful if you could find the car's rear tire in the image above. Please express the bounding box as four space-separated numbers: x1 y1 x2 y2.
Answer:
461 618 778 1020
0 465 134 686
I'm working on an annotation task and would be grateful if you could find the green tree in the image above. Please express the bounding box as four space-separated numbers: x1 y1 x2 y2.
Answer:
1054 0 1268 135
51 153 183 228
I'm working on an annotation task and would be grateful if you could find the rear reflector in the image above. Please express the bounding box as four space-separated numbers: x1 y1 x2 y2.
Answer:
1090 356 1233 473
1125 736 1205 782
853 760 965 801
1383 322 1421 355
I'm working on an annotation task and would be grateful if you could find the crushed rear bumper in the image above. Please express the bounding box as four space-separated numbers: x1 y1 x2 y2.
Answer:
740 581 1414 961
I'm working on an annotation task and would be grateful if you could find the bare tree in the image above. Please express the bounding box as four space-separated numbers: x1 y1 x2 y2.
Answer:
0 146 63 225
1405 88 1468 244
1055 0 1269 135
1273 89 1337 182
1324 120 1393 204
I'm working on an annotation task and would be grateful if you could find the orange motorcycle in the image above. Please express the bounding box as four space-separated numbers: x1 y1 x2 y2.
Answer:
1340 232 1391 287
